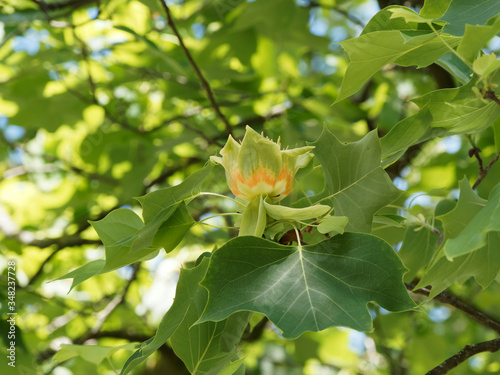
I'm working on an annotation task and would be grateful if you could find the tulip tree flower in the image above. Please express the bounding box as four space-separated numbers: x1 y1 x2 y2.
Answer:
211 126 330 237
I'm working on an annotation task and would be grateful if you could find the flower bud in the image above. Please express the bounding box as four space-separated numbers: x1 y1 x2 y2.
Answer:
211 126 314 202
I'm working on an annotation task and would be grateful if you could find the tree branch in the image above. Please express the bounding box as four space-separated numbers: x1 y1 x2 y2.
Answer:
26 237 102 287
406 284 500 335
426 337 500 375
306 1 365 27
87 263 140 336
159 1 233 135
466 134 500 190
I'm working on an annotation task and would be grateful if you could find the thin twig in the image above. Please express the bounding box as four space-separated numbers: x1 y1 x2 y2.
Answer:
466 133 500 189
88 263 140 335
306 1 365 27
426 337 500 375
484 89 500 107
406 284 500 335
159 0 233 135
27 237 101 286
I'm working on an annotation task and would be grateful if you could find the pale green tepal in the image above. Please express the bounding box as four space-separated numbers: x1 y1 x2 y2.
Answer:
211 126 328 237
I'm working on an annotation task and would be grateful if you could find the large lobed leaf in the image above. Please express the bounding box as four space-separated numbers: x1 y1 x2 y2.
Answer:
335 5 461 102
198 234 414 339
310 128 400 233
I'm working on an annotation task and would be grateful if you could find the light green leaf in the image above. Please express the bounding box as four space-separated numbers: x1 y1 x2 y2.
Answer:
444 183 500 259
240 195 266 237
317 216 349 234
361 6 427 35
440 0 500 36
264 201 330 221
398 225 439 283
54 343 138 367
412 81 500 133
336 29 458 102
336 31 428 102
388 7 433 24
437 178 486 239
372 214 406 228
310 129 400 233
56 260 105 291
458 18 500 62
198 234 414 339
417 231 500 299
420 0 452 19
473 53 500 79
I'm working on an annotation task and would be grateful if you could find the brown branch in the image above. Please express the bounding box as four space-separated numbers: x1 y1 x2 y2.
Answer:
484 89 500 107
87 263 140 336
466 134 500 189
426 337 500 375
306 1 365 27
178 121 224 147
159 1 233 135
27 237 102 287
406 284 500 335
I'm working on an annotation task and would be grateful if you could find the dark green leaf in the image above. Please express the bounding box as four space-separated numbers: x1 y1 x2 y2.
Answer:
198 234 414 339
311 129 400 233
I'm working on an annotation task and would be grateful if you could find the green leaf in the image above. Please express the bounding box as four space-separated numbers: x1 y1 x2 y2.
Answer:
56 259 105 291
57 209 158 290
171 310 250 375
121 257 249 375
336 29 459 102
458 18 500 63
91 208 145 246
317 216 349 234
437 178 486 239
131 164 213 251
136 163 213 223
388 7 433 24
416 180 500 297
444 183 500 259
130 203 180 252
263 201 330 221
54 343 138 367
473 53 500 79
412 81 500 133
310 129 400 233
417 231 500 298
440 0 500 36
239 195 266 237
437 51 474 84
398 225 439 283
198 234 414 339
420 0 452 19
151 201 195 251
381 107 442 159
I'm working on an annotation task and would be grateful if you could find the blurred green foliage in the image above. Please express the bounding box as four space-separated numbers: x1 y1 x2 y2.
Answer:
2 0 500 374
